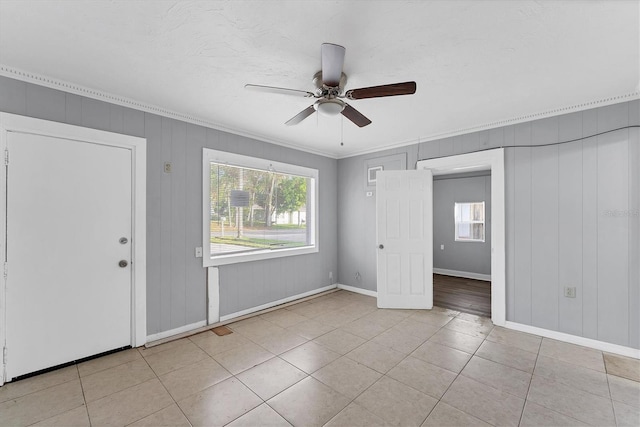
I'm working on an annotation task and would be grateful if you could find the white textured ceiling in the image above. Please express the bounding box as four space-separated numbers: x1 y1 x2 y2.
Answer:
0 0 638 158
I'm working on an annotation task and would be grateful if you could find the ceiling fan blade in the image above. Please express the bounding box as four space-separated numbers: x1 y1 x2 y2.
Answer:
321 43 346 87
345 81 417 100
245 84 315 97
285 105 316 126
341 103 371 128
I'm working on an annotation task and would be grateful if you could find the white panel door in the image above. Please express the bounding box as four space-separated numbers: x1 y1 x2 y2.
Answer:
5 131 132 380
376 169 433 309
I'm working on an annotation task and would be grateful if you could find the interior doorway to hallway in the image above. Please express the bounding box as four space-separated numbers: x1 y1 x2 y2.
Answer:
417 148 505 327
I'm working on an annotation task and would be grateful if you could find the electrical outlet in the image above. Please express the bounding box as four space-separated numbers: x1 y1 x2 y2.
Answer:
164 162 172 173
355 271 361 281
564 287 576 298
440 244 445 250
329 271 333 280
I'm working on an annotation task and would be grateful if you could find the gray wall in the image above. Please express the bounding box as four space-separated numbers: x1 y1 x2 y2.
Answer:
433 173 491 276
0 76 338 335
338 100 640 349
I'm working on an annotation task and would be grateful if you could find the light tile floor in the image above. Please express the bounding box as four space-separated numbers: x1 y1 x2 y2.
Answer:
1 290 639 426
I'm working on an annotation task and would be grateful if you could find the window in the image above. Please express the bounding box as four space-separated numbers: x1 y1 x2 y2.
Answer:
454 202 485 242
202 149 318 266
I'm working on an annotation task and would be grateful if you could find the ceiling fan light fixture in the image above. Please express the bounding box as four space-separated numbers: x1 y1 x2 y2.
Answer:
315 99 345 116
246 43 416 127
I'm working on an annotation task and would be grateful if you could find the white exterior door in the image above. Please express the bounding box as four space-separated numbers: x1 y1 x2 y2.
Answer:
4 131 133 380
376 169 433 309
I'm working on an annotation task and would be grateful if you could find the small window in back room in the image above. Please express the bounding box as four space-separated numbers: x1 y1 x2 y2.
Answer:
454 202 485 242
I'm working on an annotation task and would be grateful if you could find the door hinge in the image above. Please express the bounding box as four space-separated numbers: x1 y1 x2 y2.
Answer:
4 148 8 165
2 347 6 364
3 262 7 279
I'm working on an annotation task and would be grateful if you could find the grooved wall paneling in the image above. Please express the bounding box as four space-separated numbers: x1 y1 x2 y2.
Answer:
628 126 640 348
597 132 629 345
0 75 338 336
513 147 533 325
558 141 583 336
582 136 599 340
530 145 559 331
337 99 640 349
1 74 637 349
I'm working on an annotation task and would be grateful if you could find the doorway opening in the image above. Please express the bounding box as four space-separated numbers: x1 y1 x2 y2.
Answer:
417 148 505 327
432 171 492 317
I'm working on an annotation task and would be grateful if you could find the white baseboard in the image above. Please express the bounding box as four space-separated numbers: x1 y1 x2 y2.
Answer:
219 284 337 322
337 283 378 298
145 285 337 346
505 321 640 359
146 320 207 343
433 268 491 282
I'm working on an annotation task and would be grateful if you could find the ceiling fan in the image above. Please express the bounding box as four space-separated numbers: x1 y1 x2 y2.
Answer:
245 43 417 128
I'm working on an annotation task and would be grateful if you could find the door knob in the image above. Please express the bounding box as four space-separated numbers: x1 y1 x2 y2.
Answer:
378 244 384 249
119 260 128 268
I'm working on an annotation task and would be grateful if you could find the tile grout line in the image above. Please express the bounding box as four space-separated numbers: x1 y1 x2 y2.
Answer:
214 299 369 426
518 335 542 426
526 341 619 426
417 318 495 426
601 354 622 427
131 350 181 426
74 364 93 427
334 310 486 426
13 291 636 427
233 304 449 425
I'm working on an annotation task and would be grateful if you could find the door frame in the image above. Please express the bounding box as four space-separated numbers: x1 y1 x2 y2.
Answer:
417 148 505 326
0 113 147 383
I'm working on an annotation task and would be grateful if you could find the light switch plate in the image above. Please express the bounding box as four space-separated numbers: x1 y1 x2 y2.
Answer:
195 247 203 258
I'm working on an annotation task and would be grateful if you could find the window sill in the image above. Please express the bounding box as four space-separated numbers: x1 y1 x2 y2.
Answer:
203 245 318 267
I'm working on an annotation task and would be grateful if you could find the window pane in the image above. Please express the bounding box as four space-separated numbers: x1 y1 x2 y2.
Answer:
454 201 485 242
210 162 312 257
472 202 484 221
472 223 484 240
457 223 471 239
461 203 471 222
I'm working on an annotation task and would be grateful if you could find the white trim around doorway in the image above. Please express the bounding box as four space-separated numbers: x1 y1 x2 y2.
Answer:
0 113 147 382
417 148 506 327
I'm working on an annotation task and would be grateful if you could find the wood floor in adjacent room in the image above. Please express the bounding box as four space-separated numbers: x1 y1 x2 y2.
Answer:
433 274 491 318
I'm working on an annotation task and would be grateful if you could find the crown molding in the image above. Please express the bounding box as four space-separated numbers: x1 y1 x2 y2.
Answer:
339 90 640 159
2 65 637 161
0 65 339 159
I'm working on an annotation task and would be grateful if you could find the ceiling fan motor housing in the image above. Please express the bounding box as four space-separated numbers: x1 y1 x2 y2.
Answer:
313 71 347 95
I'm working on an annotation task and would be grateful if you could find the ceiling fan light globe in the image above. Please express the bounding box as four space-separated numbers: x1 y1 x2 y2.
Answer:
315 99 345 116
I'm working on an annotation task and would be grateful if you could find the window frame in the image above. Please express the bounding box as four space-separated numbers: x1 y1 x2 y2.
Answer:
454 201 485 243
202 148 319 267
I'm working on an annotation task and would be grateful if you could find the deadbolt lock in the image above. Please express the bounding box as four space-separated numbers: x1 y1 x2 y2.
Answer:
119 237 128 244
119 260 128 268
